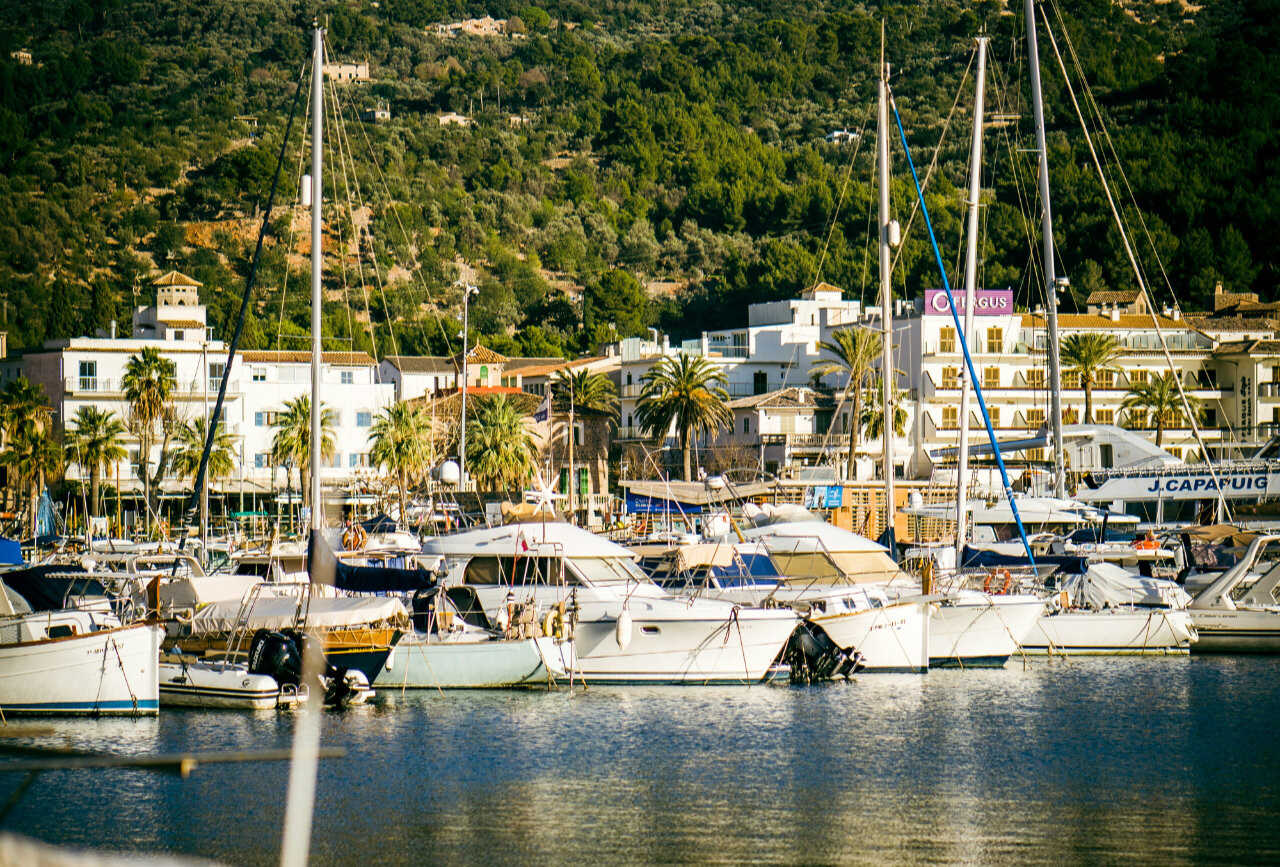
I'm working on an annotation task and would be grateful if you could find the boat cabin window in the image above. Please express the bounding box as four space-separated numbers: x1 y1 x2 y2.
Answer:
463 556 577 587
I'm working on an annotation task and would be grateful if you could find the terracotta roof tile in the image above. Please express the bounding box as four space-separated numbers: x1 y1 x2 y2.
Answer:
240 350 376 365
383 355 458 374
158 319 205 329
1020 313 1188 330
153 270 202 287
1085 290 1141 304
726 386 825 410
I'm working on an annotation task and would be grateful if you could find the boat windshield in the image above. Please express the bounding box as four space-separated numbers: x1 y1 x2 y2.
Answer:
567 557 653 587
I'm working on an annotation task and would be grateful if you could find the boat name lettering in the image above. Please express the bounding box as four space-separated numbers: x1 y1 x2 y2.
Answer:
1142 475 1267 494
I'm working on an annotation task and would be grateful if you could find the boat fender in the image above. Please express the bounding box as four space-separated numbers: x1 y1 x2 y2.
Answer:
495 604 511 633
615 606 633 651
384 648 396 671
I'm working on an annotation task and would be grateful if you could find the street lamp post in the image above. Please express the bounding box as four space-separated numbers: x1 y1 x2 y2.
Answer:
456 282 479 486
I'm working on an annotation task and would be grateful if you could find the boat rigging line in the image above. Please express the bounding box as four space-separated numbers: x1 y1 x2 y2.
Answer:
1037 7 1231 522
888 87 1037 567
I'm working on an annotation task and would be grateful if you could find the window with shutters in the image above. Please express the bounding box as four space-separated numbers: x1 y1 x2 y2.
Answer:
986 328 1003 354
939 327 956 353
1096 409 1115 425
1026 408 1046 428
942 407 958 430
983 368 1000 390
1063 371 1082 389
941 367 958 389
1026 369 1045 389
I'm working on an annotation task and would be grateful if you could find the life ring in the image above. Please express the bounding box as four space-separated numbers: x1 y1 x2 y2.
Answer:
542 603 567 639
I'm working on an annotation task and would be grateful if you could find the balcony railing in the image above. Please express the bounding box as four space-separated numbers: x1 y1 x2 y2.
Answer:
66 377 222 396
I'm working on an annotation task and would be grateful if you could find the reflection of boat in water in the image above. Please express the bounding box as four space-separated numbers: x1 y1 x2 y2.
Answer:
1189 534 1280 653
423 522 798 684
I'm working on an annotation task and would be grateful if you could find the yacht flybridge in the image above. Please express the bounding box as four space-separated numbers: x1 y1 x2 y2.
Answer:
422 522 799 684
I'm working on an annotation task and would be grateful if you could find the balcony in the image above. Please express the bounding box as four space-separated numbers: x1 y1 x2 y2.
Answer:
65 377 225 397
616 426 650 440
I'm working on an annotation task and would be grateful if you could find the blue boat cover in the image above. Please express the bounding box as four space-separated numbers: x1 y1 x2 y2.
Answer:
960 546 1087 575
308 531 434 593
0 538 20 565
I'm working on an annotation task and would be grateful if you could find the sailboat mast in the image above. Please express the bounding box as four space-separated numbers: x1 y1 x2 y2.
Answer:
309 26 324 529
956 36 989 561
1025 0 1066 498
877 27 895 540
282 28 324 867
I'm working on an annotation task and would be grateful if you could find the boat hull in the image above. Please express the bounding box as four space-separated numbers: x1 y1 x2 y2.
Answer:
159 660 295 710
568 604 798 684
376 634 573 688
1189 610 1280 653
809 601 930 672
1022 609 1195 654
928 596 1045 668
0 623 162 715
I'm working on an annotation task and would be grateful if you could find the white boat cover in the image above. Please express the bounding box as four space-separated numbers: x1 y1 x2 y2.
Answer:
1061 562 1193 610
161 575 263 609
186 594 407 634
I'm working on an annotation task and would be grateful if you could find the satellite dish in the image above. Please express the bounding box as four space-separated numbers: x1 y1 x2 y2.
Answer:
439 461 461 486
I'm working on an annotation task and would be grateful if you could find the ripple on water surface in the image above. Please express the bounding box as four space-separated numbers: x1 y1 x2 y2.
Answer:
3 656 1278 864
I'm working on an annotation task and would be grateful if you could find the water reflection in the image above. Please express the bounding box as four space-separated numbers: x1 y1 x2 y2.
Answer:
2 658 1279 864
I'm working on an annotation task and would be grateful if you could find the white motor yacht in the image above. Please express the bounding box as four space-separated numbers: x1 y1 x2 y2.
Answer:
422 522 798 684
1188 534 1280 653
741 514 1042 670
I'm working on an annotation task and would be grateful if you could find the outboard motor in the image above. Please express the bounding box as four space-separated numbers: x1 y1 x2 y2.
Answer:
248 629 303 686
782 620 865 684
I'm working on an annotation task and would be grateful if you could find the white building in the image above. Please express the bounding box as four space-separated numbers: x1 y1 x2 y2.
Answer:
235 350 395 487
903 287 1234 473
5 272 396 515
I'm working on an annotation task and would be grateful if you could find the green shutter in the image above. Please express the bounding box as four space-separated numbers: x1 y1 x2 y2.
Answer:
578 467 589 497
559 468 569 494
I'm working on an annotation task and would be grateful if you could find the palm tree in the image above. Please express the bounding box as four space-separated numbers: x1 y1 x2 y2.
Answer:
1122 371 1199 447
122 347 177 524
552 368 618 512
466 394 536 491
271 395 337 515
860 377 909 443
1061 333 1122 424
171 415 238 533
369 402 433 526
552 368 619 414
811 326 882 479
0 428 61 537
635 354 731 482
66 406 127 518
0 376 53 515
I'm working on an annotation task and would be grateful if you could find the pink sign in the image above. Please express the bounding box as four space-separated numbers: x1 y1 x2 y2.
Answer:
923 289 1013 316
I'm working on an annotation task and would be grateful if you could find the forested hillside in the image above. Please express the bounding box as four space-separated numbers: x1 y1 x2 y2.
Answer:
0 0 1276 359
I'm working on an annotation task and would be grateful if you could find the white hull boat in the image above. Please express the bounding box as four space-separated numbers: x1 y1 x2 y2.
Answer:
0 615 162 715
377 632 573 689
159 658 305 709
1189 534 1280 653
807 598 930 672
1022 609 1195 654
424 522 799 684
926 593 1046 667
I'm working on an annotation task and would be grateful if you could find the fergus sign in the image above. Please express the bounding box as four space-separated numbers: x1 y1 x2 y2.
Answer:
1075 469 1280 502
923 289 1014 316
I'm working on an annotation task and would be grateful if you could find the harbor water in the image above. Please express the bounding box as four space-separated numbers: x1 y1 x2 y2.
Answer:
5 655 1278 864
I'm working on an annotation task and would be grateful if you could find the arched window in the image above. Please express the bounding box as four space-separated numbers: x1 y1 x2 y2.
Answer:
479 365 488 384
